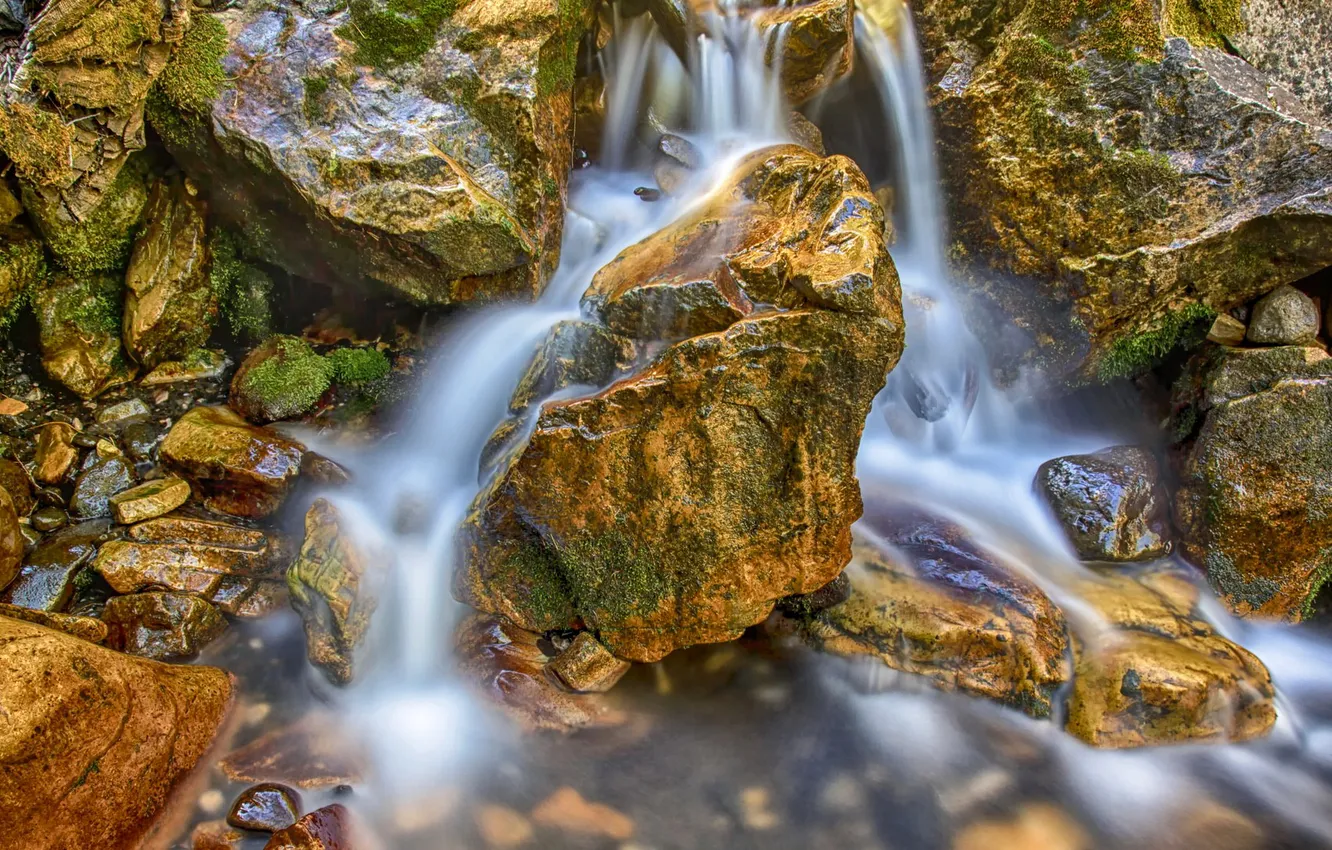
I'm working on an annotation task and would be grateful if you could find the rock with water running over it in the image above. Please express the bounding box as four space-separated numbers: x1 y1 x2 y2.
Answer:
1064 567 1276 747
1034 446 1171 562
102 591 228 660
1176 359 1332 621
160 406 305 518
288 499 379 685
33 273 136 398
155 0 591 306
781 504 1070 717
123 173 217 367
459 145 903 663
0 614 234 850
454 612 625 731
915 0 1332 381
1245 284 1320 345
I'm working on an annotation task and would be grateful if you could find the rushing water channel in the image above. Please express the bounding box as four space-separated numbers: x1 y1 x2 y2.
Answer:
193 6 1332 848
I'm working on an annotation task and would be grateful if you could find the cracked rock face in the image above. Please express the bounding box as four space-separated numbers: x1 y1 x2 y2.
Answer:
160 0 589 306
916 0 1332 380
457 145 904 662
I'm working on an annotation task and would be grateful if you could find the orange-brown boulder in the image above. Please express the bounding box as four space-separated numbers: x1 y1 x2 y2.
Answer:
457 145 903 663
0 615 234 849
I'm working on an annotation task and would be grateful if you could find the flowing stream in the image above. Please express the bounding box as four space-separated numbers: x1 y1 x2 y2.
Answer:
230 5 1332 847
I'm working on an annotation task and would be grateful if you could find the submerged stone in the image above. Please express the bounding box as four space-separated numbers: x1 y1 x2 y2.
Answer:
262 804 353 850
123 174 216 367
102 590 228 660
219 713 365 790
227 783 302 833
547 631 632 693
1034 446 1171 562
160 406 305 518
454 612 624 731
0 615 233 849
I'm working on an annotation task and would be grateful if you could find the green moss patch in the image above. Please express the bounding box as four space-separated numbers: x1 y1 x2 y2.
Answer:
239 335 334 420
209 229 275 342
0 102 73 186
154 14 229 114
25 155 152 274
327 347 390 384
302 75 331 123
1097 302 1215 381
337 0 457 69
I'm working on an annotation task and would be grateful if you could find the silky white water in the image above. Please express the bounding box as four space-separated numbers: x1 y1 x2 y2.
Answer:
283 4 1332 845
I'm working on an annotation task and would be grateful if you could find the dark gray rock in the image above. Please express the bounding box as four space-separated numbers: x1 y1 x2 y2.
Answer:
70 454 134 518
1035 446 1170 562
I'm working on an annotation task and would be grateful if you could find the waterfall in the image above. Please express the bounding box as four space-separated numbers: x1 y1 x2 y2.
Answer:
291 5 1332 845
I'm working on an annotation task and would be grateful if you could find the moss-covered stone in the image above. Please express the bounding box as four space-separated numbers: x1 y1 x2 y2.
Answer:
32 273 135 398
208 229 275 343
0 102 73 186
158 0 589 305
0 225 47 336
229 336 334 423
1177 373 1332 621
326 347 390 385
21 154 152 275
915 0 1332 382
1097 303 1214 380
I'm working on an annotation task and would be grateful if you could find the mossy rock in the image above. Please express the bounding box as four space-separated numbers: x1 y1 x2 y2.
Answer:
21 153 152 275
0 225 47 336
208 228 275 343
915 0 1332 382
156 0 592 305
32 272 135 398
229 336 334 424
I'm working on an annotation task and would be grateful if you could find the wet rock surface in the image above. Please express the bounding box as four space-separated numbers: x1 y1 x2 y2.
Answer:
123 173 215 367
0 518 109 611
288 499 378 685
1065 568 1277 747
33 273 135 398
102 590 228 660
787 507 1071 718
459 145 904 662
547 631 633 693
69 451 134 518
160 0 589 306
262 804 353 850
1035 446 1171 562
228 782 303 833
0 486 21 589
108 476 191 524
916 0 1332 379
160 406 305 518
0 614 233 850
455 612 625 731
1177 362 1332 621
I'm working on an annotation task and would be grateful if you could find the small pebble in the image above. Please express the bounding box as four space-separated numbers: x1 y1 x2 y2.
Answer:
634 186 661 202
199 788 225 815
30 507 66 532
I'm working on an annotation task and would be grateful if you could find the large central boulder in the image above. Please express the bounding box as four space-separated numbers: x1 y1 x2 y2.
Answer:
156 0 590 305
914 0 1332 380
456 145 904 661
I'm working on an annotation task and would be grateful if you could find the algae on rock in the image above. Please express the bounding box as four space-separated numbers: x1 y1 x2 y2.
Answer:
915 0 1332 381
